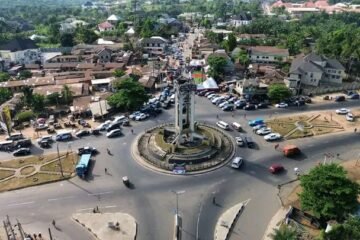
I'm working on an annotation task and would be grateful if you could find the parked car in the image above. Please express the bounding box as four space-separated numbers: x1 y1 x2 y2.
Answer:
323 95 330 100
218 101 229 108
252 124 266 130
269 164 284 174
244 104 257 111
75 129 91 137
39 139 51 148
106 129 122 138
346 113 354 121
129 111 141 120
248 119 264 127
256 128 272 135
275 102 288 108
216 121 230 130
235 101 247 109
13 148 31 156
264 133 282 141
349 94 359 100
14 139 32 148
6 133 24 141
37 135 53 144
77 146 98 155
106 122 122 132
257 103 268 109
135 113 149 121
222 104 234 111
335 95 345 102
95 120 112 131
335 108 350 115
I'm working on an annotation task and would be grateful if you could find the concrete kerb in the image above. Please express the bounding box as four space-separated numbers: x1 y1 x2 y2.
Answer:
214 203 244 240
130 127 236 176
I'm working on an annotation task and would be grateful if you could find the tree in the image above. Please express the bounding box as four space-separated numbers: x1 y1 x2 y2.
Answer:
15 111 35 123
0 72 10 82
31 93 45 112
224 33 237 52
0 88 12 104
60 33 75 47
268 84 292 103
18 70 32 80
235 48 250 66
74 26 98 44
113 69 126 78
22 86 33 107
299 164 359 221
270 225 297 240
107 78 149 111
61 85 73 105
323 216 360 240
207 55 227 80
45 92 61 106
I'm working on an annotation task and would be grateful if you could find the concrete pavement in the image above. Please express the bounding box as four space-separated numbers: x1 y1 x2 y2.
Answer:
73 212 137 240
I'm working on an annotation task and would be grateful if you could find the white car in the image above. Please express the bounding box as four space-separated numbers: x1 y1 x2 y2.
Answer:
207 93 217 99
346 113 354 121
135 113 148 121
252 124 266 130
256 127 272 135
95 120 112 131
106 129 122 138
218 101 229 108
275 102 288 108
264 133 282 141
235 137 245 146
335 108 350 115
129 111 141 120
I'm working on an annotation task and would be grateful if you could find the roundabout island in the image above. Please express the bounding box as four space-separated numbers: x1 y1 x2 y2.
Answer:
133 77 235 174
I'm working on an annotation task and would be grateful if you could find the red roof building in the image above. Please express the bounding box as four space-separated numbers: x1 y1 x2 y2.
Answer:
98 21 114 32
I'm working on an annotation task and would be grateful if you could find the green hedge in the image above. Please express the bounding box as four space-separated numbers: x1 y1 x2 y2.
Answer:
16 111 35 123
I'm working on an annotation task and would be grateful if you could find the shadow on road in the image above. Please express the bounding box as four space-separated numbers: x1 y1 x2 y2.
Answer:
66 179 93 195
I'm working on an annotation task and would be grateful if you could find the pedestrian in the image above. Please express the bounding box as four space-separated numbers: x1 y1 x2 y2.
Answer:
216 114 219 119
232 113 234 118
131 129 134 134
96 206 99 212
52 219 56 226
212 196 216 205
107 148 111 155
354 128 357 133
105 168 108 174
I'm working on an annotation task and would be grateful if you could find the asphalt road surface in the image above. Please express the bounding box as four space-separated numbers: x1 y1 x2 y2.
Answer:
0 97 359 240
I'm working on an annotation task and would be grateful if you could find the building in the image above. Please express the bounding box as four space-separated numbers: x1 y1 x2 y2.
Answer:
248 46 289 64
107 15 121 25
0 38 40 65
0 58 4 71
285 53 345 89
234 78 268 97
60 19 88 34
95 48 112 63
98 21 115 32
139 36 169 55
229 13 252 27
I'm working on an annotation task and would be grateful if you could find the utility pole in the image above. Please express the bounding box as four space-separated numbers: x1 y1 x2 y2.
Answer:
171 190 185 239
57 143 64 177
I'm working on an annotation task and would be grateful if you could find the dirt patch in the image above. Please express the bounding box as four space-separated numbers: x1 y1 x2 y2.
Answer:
0 169 15 180
40 153 77 173
20 166 36 175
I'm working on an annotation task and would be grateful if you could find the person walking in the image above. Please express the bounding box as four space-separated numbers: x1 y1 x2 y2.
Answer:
52 220 56 226
212 196 216 205
105 168 108 174
131 129 134 134
354 128 357 133
107 148 111 155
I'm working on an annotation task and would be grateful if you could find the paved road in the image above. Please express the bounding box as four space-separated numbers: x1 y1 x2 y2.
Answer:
1 96 359 240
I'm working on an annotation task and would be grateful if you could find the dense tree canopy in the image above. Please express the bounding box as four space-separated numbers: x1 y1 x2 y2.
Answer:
299 164 359 221
323 216 360 240
268 84 292 102
0 88 12 105
0 72 10 82
270 225 297 240
107 78 149 111
207 55 227 81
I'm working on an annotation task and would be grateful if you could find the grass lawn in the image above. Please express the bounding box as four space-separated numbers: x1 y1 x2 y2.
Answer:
0 169 15 180
40 153 77 173
287 129 313 139
266 122 296 136
0 172 71 192
0 153 59 169
20 166 36 175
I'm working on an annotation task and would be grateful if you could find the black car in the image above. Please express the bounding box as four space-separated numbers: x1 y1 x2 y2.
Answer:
245 137 255 148
106 123 121 132
257 103 268 109
335 95 345 102
13 148 31 156
75 130 91 137
244 104 257 111
77 146 98 155
39 139 51 148
14 139 32 148
197 90 207 96
236 102 247 109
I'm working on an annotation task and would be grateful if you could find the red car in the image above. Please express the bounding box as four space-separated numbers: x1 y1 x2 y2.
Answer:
269 164 284 174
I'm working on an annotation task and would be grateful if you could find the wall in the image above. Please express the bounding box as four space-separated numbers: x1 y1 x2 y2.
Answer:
302 82 360 95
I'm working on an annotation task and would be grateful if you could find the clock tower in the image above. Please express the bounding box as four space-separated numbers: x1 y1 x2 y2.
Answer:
174 77 197 144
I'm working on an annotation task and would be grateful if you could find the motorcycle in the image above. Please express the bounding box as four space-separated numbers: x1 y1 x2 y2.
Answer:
122 176 130 187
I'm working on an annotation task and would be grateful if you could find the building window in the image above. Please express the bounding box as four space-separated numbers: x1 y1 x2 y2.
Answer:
338 71 341 74
336 76 340 79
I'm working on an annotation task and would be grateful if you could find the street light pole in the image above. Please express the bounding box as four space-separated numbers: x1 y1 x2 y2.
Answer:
171 190 185 215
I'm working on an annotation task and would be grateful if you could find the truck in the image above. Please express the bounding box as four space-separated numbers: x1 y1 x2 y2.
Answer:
283 145 301 157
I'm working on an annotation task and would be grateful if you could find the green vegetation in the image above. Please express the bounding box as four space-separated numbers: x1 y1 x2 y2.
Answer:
107 77 149 111
15 111 35 123
0 72 10 82
299 164 359 221
321 216 360 240
268 84 292 103
207 55 227 81
270 225 297 240
0 88 12 105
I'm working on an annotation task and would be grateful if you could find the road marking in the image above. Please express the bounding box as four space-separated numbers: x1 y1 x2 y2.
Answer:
104 205 117 209
88 191 113 196
8 201 34 207
77 207 94 212
47 196 74 202
242 198 251 206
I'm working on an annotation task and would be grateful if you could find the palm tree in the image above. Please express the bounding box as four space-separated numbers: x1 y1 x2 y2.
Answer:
270 225 297 240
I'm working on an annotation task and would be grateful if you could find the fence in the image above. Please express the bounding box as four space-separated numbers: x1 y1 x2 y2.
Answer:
302 82 360 95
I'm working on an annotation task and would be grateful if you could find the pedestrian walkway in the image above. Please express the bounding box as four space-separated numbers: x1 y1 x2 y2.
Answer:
214 202 244 240
73 212 137 240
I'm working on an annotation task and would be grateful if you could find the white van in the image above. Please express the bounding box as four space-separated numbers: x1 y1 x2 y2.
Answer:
231 157 244 169
216 121 229 130
231 122 242 131
112 115 126 125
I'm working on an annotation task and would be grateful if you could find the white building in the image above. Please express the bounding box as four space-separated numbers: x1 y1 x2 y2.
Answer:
0 39 40 65
248 46 289 64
